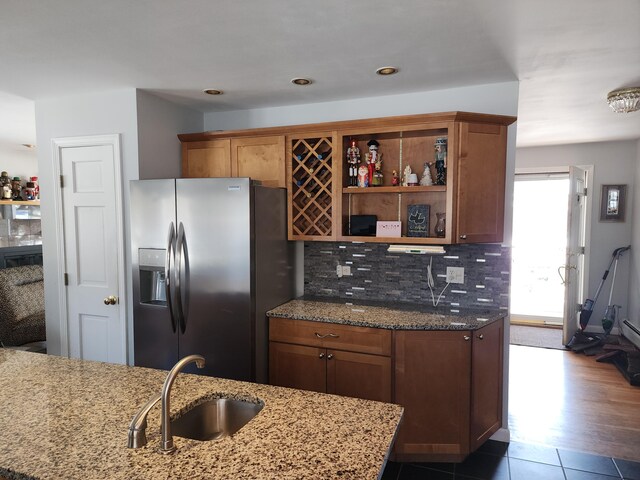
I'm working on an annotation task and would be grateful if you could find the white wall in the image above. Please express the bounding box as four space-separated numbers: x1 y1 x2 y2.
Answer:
0 147 38 181
628 139 640 339
136 90 203 179
206 80 520 443
516 141 637 329
35 89 139 357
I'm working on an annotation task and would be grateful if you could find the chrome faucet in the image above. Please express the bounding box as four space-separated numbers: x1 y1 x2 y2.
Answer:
127 393 161 449
159 354 206 454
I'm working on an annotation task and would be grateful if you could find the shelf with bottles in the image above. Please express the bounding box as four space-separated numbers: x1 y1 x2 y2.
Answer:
288 134 336 239
339 126 452 243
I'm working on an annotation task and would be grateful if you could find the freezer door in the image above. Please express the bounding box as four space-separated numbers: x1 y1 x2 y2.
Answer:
176 178 252 379
131 179 179 370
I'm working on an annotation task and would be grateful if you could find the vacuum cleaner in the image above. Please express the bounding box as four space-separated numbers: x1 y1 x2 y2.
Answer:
566 245 630 352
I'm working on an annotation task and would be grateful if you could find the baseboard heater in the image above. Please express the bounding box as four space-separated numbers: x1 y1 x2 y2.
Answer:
622 320 640 349
612 320 640 387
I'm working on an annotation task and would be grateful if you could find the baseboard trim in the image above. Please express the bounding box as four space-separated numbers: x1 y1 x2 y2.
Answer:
490 428 510 443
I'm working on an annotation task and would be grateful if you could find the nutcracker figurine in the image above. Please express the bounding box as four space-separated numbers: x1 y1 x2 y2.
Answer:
365 139 381 187
346 139 361 187
434 137 447 185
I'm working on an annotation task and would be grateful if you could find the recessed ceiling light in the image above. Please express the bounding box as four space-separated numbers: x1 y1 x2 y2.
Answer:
291 78 312 86
376 66 399 76
203 89 223 95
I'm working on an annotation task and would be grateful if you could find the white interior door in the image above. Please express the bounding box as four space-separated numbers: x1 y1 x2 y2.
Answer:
562 166 589 345
56 135 126 363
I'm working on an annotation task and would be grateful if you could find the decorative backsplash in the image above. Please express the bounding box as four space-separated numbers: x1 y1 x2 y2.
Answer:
0 205 42 247
304 242 510 312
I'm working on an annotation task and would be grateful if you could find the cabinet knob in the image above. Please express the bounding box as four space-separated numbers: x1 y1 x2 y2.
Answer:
319 352 325 359
464 335 471 341
327 353 334 360
460 234 467 240
477 334 484 340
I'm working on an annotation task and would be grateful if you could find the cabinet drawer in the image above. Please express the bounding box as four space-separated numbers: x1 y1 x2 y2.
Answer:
269 317 392 356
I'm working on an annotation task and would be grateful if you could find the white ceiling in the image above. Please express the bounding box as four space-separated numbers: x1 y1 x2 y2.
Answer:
0 0 639 148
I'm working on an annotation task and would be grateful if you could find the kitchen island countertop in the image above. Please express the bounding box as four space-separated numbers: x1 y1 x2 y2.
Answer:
267 297 506 330
0 350 402 480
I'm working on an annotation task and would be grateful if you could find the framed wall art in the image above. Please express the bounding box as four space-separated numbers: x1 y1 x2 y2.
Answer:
600 184 626 222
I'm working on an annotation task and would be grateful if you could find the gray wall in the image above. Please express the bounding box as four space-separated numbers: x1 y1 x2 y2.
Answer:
35 89 139 357
628 139 640 341
136 90 204 179
516 141 636 330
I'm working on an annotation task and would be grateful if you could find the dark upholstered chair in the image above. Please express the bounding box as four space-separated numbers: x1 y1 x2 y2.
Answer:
0 265 46 353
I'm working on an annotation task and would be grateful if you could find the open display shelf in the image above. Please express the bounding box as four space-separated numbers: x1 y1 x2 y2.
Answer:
340 126 452 244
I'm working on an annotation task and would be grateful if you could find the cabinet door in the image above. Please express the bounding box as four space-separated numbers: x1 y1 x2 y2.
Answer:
182 140 231 178
231 136 285 188
269 341 326 393
394 330 472 462
327 350 392 402
470 319 504 450
455 122 507 243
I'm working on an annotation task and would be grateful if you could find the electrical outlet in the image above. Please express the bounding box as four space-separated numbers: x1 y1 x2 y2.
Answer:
446 266 464 284
336 265 343 278
342 265 351 276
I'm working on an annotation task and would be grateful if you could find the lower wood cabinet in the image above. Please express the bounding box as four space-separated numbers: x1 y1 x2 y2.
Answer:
393 319 504 462
269 317 392 402
268 316 504 463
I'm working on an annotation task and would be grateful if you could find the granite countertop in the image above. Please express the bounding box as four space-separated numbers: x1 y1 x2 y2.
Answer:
267 297 506 330
0 350 402 480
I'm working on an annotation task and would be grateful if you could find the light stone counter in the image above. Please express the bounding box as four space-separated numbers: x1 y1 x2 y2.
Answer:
0 350 402 480
267 298 505 330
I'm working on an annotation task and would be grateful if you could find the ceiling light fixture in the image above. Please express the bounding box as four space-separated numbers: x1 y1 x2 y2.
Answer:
291 78 312 86
203 89 223 95
376 66 399 76
21 144 35 149
607 87 640 113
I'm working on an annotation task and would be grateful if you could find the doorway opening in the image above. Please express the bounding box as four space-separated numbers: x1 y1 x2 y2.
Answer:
510 172 570 327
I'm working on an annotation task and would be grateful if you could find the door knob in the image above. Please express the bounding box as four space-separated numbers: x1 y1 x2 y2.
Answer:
103 295 118 305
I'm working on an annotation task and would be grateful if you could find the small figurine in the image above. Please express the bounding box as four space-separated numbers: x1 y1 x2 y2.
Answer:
402 165 412 187
357 164 369 187
365 139 381 187
392 170 399 186
346 139 361 187
2 183 11 200
372 156 384 186
11 177 22 201
419 162 434 186
434 137 447 185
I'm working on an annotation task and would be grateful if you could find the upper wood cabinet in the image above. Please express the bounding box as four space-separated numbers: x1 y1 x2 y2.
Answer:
179 112 515 244
182 139 231 178
179 133 286 188
231 135 285 188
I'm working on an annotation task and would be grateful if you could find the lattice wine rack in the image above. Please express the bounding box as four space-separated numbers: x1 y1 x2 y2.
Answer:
290 137 333 238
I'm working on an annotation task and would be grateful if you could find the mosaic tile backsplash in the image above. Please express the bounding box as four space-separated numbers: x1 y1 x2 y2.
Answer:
304 242 510 312
0 205 42 247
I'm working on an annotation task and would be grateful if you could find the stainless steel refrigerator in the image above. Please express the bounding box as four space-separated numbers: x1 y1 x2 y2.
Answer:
131 178 296 383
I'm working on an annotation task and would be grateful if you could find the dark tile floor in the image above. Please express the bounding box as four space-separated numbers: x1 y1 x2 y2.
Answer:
382 441 640 480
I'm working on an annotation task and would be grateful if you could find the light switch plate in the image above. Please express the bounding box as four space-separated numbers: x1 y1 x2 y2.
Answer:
446 267 464 284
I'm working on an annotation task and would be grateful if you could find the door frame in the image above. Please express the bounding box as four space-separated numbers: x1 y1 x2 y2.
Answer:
51 134 126 358
512 165 592 332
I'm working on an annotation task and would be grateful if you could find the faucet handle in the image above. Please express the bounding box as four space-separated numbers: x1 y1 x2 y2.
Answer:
127 393 161 449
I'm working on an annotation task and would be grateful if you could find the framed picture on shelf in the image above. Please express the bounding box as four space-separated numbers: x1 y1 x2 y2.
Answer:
407 204 430 237
600 184 626 222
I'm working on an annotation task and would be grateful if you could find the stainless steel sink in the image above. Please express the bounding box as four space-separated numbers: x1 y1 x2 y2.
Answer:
171 398 263 441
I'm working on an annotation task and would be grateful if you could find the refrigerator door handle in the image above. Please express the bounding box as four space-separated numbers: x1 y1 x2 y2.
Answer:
165 222 177 333
175 222 187 334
